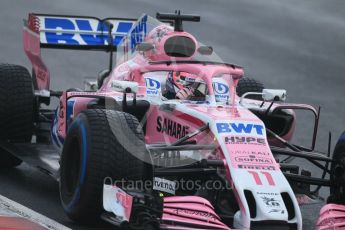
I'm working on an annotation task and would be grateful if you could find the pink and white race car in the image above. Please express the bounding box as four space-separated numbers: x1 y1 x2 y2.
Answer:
0 11 344 229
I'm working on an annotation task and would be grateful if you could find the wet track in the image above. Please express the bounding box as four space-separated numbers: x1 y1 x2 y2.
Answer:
1 0 345 229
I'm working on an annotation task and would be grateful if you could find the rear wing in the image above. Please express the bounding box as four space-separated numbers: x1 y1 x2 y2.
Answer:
25 13 136 50
23 13 136 90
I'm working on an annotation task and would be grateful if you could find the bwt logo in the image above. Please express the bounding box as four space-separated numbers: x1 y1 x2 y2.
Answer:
213 82 229 94
145 78 161 96
145 78 161 90
43 18 133 45
216 122 264 135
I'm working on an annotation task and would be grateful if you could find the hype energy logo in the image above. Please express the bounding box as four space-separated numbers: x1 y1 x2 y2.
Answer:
41 17 134 46
216 121 265 136
212 78 229 102
145 77 161 96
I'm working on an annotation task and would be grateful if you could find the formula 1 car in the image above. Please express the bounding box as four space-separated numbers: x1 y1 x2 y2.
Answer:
0 11 343 230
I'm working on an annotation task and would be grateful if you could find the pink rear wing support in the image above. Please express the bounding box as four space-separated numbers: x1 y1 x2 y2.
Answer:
23 14 50 90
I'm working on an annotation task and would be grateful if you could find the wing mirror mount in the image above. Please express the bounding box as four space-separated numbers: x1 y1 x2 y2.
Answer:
136 43 154 52
239 89 287 105
262 89 287 102
111 80 139 93
197 46 213 55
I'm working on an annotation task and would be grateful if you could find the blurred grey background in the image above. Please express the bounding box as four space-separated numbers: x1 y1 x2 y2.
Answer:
0 0 344 229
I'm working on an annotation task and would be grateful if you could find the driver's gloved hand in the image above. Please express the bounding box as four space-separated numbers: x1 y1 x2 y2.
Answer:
176 86 194 99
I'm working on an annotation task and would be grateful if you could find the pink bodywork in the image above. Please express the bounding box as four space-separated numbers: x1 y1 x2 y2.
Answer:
23 14 50 90
162 196 232 229
316 203 345 230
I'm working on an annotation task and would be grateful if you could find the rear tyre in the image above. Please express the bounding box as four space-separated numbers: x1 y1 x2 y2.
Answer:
328 132 345 204
60 109 149 222
0 64 34 168
236 77 264 100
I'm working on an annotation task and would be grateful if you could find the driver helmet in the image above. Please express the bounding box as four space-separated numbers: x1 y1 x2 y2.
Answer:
165 71 206 100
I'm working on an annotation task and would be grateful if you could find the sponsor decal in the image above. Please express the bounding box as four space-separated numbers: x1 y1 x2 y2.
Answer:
260 196 285 214
261 196 281 207
239 165 276 170
213 82 229 94
230 150 270 156
153 177 176 195
234 155 273 164
269 209 285 214
213 81 229 102
229 149 275 169
257 192 279 196
42 17 133 45
156 116 189 139
216 122 264 136
145 77 161 96
225 136 266 145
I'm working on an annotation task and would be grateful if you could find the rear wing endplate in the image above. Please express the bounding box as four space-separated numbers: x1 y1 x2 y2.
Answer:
23 13 136 90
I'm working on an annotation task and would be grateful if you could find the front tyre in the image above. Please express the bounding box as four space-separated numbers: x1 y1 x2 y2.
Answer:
236 77 264 100
60 109 148 222
328 132 345 204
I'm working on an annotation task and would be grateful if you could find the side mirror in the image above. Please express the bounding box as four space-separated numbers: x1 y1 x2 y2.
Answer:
239 88 287 105
111 80 138 93
197 46 213 55
136 43 154 52
262 89 287 101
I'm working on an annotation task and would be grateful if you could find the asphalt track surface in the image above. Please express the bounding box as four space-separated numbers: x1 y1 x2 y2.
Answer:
0 0 345 229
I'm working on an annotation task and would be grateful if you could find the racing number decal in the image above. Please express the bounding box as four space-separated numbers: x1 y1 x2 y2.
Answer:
248 171 275 186
248 171 262 185
261 171 275 186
